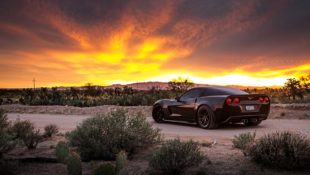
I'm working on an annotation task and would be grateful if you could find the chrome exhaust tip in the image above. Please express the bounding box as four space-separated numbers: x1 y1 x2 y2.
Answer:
242 119 249 123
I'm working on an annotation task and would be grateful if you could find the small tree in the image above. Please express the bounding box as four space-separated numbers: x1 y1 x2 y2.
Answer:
300 74 310 90
168 77 193 94
284 78 303 100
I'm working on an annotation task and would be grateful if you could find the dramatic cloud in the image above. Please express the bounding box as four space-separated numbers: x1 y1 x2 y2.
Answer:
0 0 309 88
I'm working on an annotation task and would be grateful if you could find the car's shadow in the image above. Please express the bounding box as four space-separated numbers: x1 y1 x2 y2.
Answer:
158 120 266 130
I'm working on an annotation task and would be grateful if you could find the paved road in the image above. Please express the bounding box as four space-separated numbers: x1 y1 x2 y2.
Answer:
7 113 310 141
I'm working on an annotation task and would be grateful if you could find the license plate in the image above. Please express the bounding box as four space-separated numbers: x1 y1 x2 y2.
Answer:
245 105 255 111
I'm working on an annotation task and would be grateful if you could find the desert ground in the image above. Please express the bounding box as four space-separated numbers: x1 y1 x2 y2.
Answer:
1 104 310 175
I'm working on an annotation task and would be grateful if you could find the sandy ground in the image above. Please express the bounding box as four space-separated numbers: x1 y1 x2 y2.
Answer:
2 104 310 175
6 113 310 140
1 103 310 119
5 112 310 174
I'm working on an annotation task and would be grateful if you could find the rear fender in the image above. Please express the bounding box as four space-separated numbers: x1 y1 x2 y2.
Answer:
195 96 228 112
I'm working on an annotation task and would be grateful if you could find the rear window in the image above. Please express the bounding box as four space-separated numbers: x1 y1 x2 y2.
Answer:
202 87 248 96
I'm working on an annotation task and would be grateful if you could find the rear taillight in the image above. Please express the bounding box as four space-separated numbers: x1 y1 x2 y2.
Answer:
233 98 240 104
226 98 232 104
264 97 269 103
259 97 264 103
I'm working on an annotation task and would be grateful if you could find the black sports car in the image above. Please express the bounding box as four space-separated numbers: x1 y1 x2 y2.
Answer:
152 86 270 129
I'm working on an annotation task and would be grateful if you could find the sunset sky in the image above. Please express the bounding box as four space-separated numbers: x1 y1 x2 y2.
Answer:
0 0 309 88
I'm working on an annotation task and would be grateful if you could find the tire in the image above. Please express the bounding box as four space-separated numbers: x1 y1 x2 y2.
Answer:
152 105 164 123
196 105 218 129
244 120 262 126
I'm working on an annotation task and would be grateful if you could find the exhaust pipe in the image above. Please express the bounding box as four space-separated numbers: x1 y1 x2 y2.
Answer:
242 119 248 123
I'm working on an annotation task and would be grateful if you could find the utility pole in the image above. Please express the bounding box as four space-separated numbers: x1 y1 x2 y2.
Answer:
33 78 36 90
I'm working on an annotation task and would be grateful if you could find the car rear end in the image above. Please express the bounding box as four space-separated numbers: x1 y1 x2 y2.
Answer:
218 94 270 124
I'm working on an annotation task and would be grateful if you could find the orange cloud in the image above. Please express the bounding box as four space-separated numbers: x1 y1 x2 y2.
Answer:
0 0 309 88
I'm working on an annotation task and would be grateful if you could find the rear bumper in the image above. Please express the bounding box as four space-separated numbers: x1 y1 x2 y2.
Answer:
214 103 270 124
220 114 268 124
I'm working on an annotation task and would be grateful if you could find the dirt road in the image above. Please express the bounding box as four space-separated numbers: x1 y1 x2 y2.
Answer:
7 113 310 142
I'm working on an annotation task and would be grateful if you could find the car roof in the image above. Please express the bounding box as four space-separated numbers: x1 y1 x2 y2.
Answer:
190 86 248 95
191 86 237 90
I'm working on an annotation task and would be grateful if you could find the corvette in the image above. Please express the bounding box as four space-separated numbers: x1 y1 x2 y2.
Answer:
152 86 270 129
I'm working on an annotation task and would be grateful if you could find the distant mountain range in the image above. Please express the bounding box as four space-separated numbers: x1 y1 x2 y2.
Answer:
104 81 279 90
1 81 280 90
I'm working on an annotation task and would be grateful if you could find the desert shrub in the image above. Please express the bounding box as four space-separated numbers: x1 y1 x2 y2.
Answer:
149 139 203 175
0 110 15 157
0 110 16 175
22 129 42 149
66 152 82 175
0 109 10 129
94 163 116 175
232 132 256 150
11 119 43 149
66 109 161 160
44 124 59 137
116 150 127 174
249 131 310 169
0 132 16 157
55 141 69 163
11 119 34 139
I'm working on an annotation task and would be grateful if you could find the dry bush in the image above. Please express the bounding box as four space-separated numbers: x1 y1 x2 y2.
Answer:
149 139 203 175
249 131 310 169
44 124 59 137
66 109 161 161
11 119 34 139
0 109 15 157
232 132 256 150
11 119 42 149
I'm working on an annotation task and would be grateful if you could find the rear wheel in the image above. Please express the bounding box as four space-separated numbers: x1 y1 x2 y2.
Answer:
196 105 218 129
244 120 262 126
152 106 164 123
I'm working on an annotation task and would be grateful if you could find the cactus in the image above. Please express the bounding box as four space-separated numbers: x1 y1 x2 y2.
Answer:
66 152 82 175
94 163 116 175
115 151 127 174
55 141 69 163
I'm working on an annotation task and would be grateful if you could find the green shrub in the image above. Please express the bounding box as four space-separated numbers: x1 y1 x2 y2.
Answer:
149 139 203 175
55 141 69 163
11 119 43 149
11 119 34 139
94 163 116 175
66 109 161 160
0 110 15 157
232 132 256 150
249 131 310 169
0 132 16 157
115 150 127 174
44 124 59 137
0 109 10 130
22 128 42 149
66 152 82 175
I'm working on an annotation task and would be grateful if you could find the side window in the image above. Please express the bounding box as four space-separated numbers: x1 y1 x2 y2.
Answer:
179 89 201 101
